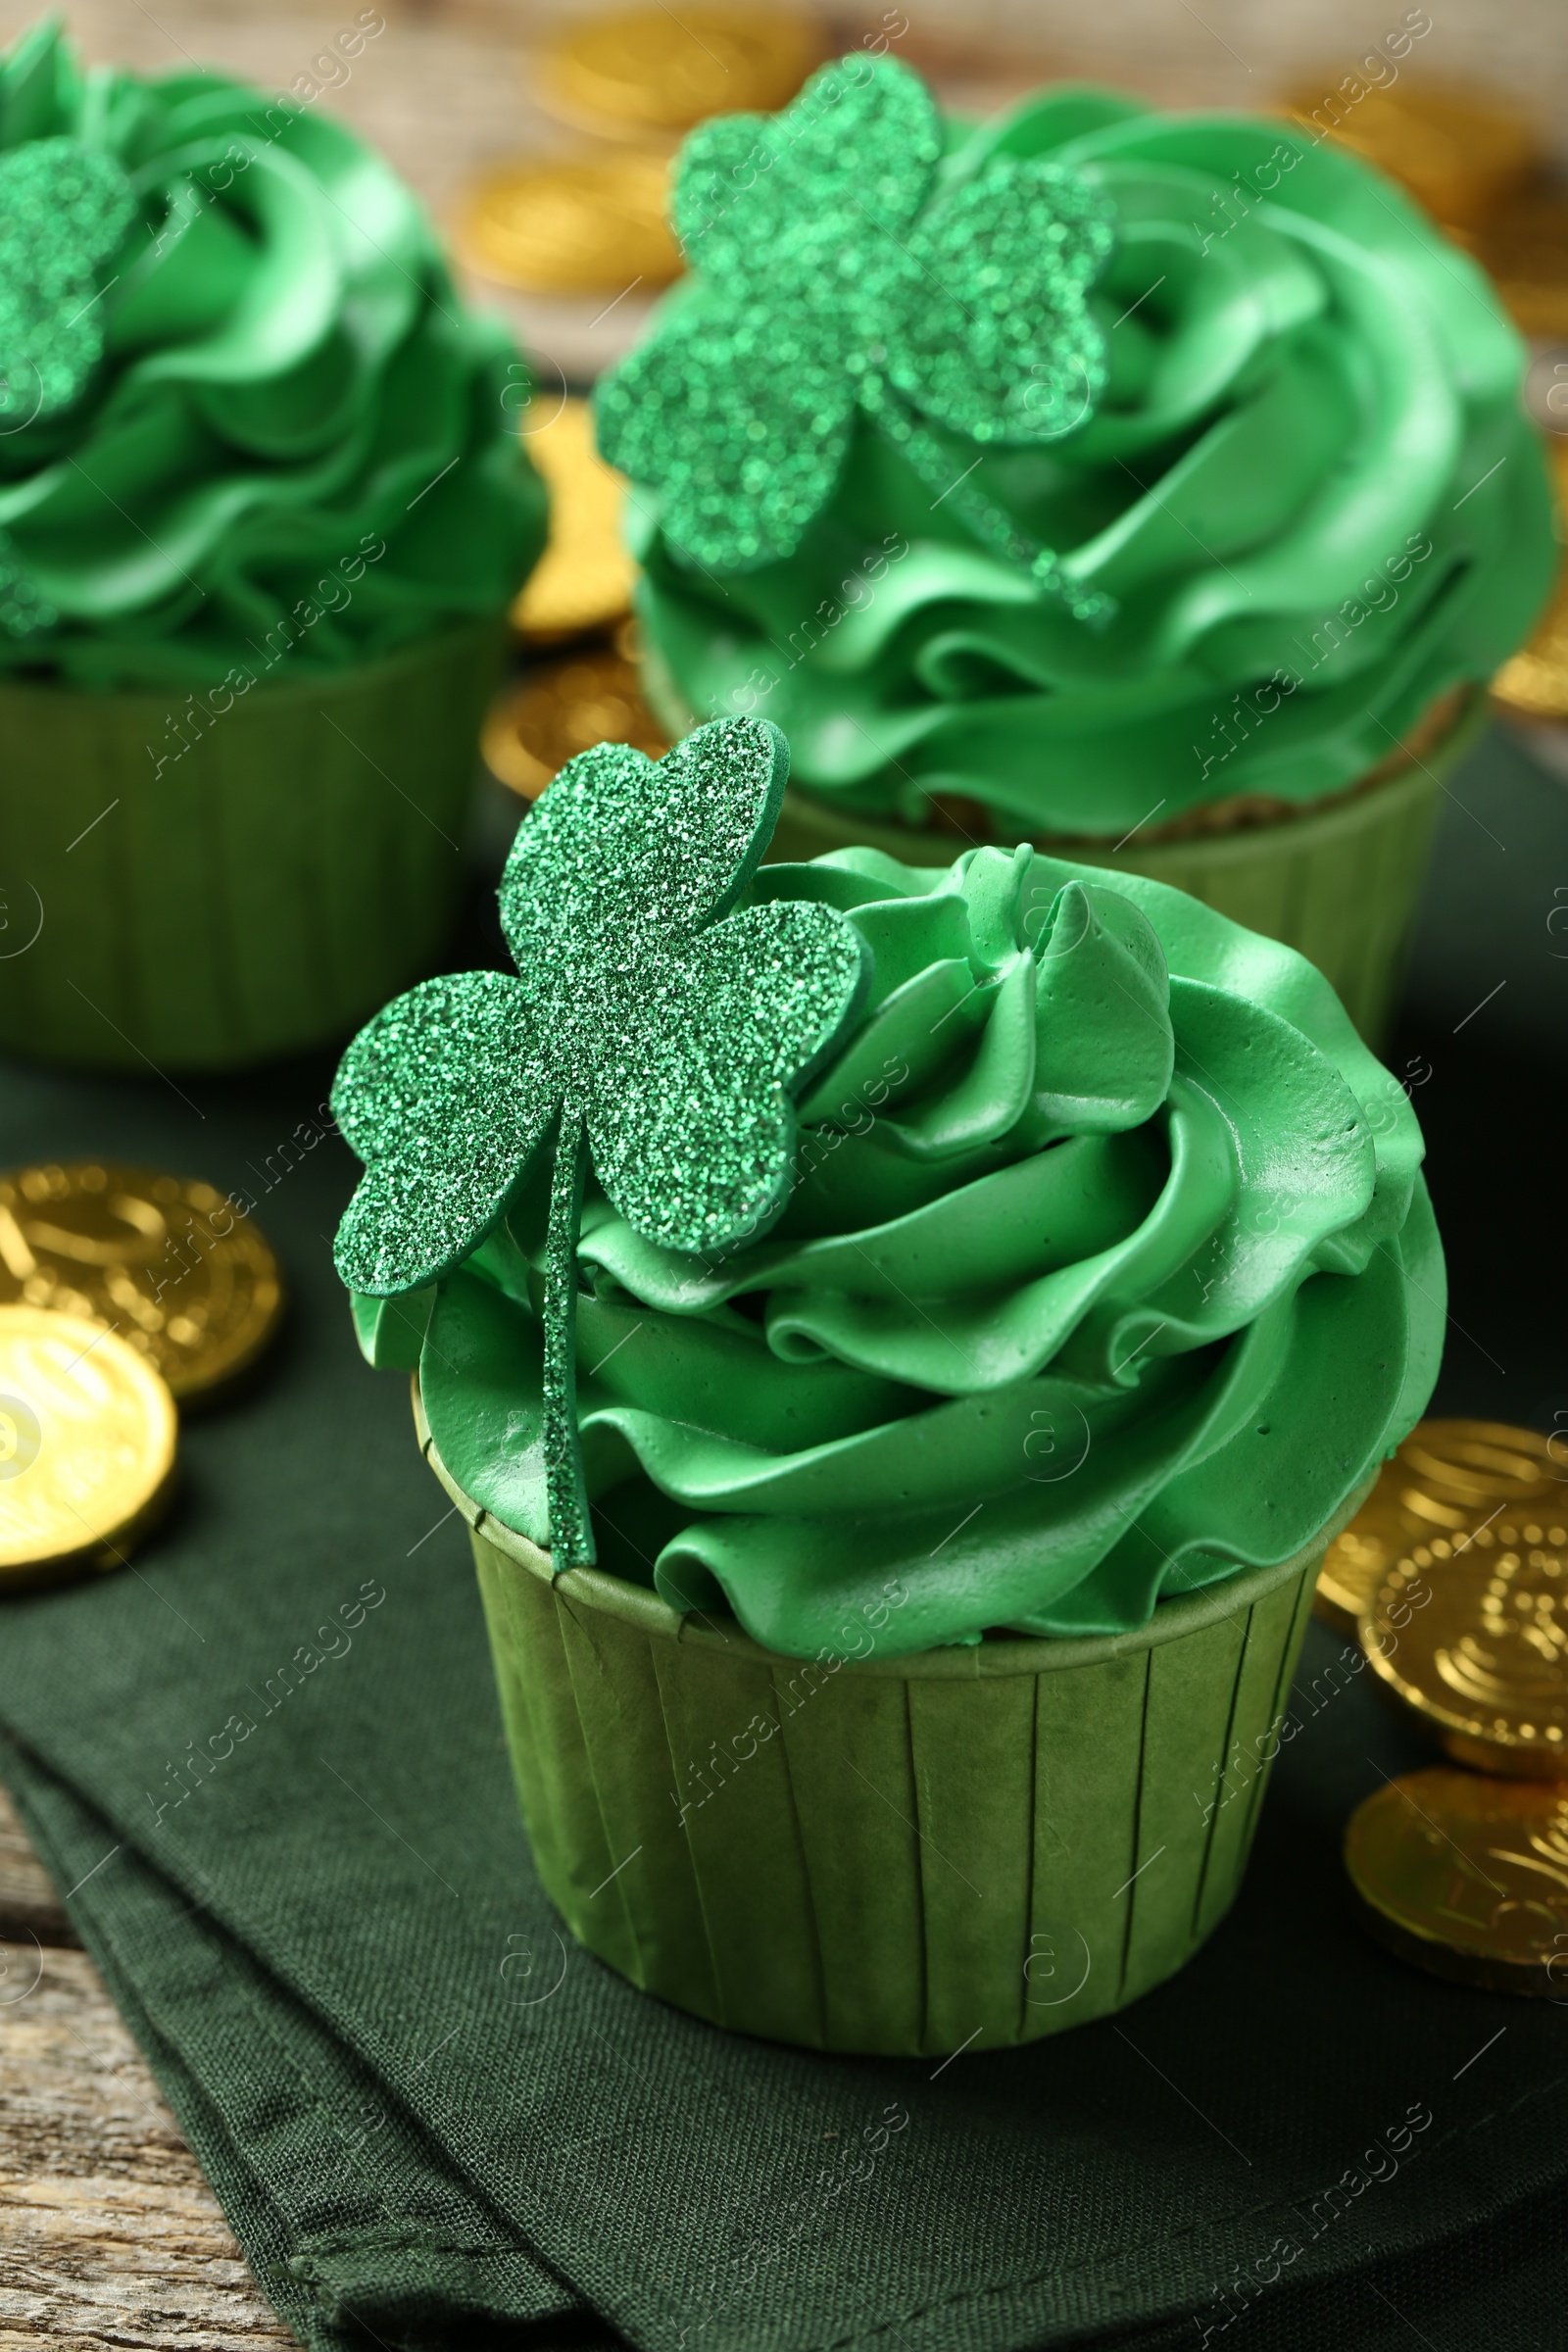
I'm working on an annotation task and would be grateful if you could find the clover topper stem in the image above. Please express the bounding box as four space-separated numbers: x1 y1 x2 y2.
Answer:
542 1112 593 1570
330 717 869 1576
859 375 1114 627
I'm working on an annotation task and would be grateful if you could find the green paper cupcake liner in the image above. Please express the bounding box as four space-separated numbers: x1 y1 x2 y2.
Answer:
759 693 1488 1046
417 1387 1365 2055
0 619 506 1073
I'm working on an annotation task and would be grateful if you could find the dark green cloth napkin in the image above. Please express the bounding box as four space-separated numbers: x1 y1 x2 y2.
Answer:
4 741 1568 2352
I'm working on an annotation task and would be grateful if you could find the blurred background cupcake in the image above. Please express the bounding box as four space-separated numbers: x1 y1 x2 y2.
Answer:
0 16 546 1072
594 53 1555 1040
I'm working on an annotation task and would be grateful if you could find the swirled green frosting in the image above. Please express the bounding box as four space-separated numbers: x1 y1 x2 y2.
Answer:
0 18 544 685
623 77 1554 835
400 843 1443 1658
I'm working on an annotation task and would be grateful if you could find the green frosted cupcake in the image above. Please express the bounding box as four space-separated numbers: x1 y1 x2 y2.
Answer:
0 18 546 1071
596 55 1554 1039
330 713 1443 2053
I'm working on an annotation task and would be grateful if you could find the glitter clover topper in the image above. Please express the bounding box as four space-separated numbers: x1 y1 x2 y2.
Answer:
332 716 868 1569
0 134 137 637
0 135 135 423
596 54 1116 620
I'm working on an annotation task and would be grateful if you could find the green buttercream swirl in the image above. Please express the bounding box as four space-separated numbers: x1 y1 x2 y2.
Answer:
626 81 1554 835
0 17 544 684
404 845 1444 1659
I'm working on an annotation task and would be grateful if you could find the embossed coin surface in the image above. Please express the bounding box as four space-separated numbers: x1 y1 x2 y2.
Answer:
1315 1418 1566 1633
483 648 670 800
1360 1514 1568 1775
1316 1494 1418 1637
1345 1767 1568 1996
0 1162 282 1402
512 398 637 644
0 1305 176 1584
455 155 680 294
538 7 822 139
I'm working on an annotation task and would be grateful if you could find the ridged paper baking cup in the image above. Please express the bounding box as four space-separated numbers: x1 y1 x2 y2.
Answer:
763 697 1487 1045
418 1387 1364 2055
0 620 505 1072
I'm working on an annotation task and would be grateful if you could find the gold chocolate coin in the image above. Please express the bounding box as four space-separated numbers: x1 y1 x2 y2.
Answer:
0 1305 176 1586
454 154 680 295
1315 1417 1566 1634
483 647 670 800
1281 80 1541 228
1493 438 1568 723
537 8 823 141
1360 1515 1568 1776
1345 1766 1568 1997
1315 1498 1412 1638
512 398 637 645
0 1161 283 1403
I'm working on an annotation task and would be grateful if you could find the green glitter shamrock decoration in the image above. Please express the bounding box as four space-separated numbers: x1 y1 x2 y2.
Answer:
596 54 1117 620
0 136 136 421
332 716 868 1569
0 134 137 639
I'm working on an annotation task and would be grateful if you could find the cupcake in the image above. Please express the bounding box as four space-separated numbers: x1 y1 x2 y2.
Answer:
595 55 1555 1041
331 713 1443 2054
0 18 546 1071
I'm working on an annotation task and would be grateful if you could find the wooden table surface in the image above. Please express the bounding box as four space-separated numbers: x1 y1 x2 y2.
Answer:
0 1785 297 2351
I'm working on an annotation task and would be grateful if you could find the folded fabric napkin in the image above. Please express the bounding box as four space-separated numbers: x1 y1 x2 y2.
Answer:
2 1044 1565 2352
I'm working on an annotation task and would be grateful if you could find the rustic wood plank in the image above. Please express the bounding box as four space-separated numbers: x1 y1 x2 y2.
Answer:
0 1784 76 1950
0 1792 298 2349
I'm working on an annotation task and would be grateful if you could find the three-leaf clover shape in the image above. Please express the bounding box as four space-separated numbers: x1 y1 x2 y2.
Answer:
0 135 137 637
595 53 1116 605
0 136 136 423
332 716 868 1569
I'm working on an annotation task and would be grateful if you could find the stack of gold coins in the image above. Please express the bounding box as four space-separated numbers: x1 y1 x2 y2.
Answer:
510 397 638 646
482 384 668 802
1333 1417 1568 1995
1315 1416 1561 1633
1360 1504 1568 1775
484 628 670 800
0 1162 285 1592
